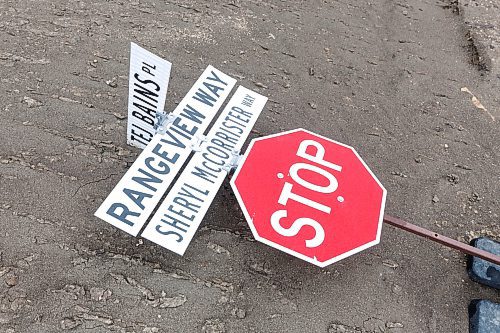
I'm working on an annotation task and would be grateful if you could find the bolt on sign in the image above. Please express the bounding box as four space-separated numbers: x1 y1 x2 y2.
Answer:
230 129 387 267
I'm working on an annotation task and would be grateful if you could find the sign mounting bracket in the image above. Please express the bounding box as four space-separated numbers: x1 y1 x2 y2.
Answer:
223 150 243 172
154 111 180 135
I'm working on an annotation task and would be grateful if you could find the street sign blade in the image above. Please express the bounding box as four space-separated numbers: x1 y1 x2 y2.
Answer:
127 43 172 149
141 86 267 255
95 66 237 236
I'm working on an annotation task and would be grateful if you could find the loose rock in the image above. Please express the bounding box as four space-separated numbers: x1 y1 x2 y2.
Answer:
447 174 459 184
5 274 18 287
207 242 231 256
106 78 117 88
202 318 226 333
22 96 42 108
232 308 246 319
386 322 404 328
90 287 112 302
60 318 81 330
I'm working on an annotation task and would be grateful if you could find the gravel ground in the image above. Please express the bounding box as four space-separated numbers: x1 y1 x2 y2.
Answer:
0 0 499 332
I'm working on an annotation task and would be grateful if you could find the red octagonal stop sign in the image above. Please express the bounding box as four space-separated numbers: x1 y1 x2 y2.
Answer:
230 129 386 267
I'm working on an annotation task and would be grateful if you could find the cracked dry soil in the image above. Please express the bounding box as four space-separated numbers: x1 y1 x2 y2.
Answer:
0 0 500 332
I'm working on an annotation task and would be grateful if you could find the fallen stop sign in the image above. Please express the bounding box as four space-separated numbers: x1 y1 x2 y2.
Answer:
231 129 387 267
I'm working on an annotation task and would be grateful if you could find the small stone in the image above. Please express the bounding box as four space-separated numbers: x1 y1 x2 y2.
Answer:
391 171 408 178
432 195 439 203
5 274 18 287
59 284 85 299
447 174 459 184
386 322 404 328
382 259 399 269
106 78 117 88
249 262 272 275
309 102 317 109
469 192 481 203
232 308 246 319
207 242 230 256
158 294 187 308
392 283 402 294
117 148 130 157
60 318 81 330
143 327 160 333
202 318 226 333
328 322 359 333
90 287 112 302
22 96 42 108
254 82 267 89
113 112 126 120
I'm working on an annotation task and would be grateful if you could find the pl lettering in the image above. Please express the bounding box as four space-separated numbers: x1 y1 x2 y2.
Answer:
129 65 162 145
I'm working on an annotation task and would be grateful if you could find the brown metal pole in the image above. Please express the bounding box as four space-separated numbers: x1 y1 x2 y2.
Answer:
383 214 500 266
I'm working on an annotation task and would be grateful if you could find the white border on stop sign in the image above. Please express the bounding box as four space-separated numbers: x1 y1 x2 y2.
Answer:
230 128 387 268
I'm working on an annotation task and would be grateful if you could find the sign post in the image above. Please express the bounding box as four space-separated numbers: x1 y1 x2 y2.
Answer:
383 215 500 265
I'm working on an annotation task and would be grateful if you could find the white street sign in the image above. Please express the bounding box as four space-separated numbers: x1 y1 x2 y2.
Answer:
141 86 267 255
127 43 172 149
95 66 236 236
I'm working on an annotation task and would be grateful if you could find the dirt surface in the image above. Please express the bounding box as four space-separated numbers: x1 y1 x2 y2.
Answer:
0 0 499 332
458 0 500 75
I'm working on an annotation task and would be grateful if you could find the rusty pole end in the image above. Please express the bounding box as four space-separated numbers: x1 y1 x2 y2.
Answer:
383 214 500 266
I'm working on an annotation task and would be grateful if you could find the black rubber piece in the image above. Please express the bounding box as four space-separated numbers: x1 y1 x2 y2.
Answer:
469 299 500 333
467 237 500 290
